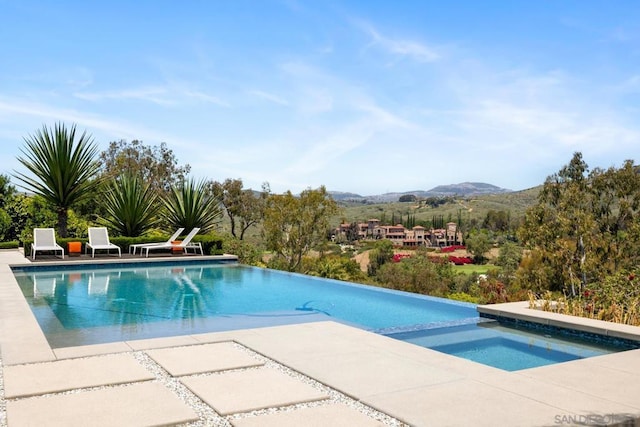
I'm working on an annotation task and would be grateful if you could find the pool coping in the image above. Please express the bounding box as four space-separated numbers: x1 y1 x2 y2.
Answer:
2 250 640 426
478 301 640 343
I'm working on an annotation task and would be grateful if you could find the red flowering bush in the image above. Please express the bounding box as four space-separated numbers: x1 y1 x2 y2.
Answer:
448 256 473 265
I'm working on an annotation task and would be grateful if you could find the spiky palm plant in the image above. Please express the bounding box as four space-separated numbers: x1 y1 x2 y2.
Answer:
13 123 101 237
162 179 222 233
101 173 161 236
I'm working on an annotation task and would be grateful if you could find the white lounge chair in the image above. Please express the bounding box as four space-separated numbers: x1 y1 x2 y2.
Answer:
86 227 121 258
143 227 203 257
129 228 185 255
31 228 65 260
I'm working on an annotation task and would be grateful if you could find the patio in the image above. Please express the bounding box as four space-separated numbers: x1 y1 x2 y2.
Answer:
1 249 640 426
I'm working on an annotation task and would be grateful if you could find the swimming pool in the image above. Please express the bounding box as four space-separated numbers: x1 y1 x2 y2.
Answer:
12 261 636 370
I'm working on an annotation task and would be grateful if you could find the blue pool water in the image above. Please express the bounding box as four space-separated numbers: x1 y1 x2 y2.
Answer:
384 321 636 371
13 261 636 370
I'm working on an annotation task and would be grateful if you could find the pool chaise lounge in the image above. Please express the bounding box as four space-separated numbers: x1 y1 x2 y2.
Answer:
143 227 203 257
86 227 122 258
31 228 65 260
129 228 185 255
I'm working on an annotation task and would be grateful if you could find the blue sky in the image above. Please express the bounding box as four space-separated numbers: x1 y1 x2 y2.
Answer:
1 1 638 195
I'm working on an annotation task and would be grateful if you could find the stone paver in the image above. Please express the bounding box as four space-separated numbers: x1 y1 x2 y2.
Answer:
6 382 199 427
181 367 329 415
146 341 264 376
477 368 640 418
231 403 386 427
0 265 56 365
293 349 465 397
125 334 200 350
53 341 133 359
518 356 640 410
3 353 154 398
362 378 562 427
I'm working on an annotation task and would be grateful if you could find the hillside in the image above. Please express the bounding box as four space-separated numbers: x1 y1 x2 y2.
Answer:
334 186 541 226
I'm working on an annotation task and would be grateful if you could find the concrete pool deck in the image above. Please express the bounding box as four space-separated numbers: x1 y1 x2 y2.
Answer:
1 250 640 426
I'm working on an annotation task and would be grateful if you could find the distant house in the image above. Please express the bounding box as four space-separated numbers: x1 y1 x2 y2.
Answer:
335 220 463 247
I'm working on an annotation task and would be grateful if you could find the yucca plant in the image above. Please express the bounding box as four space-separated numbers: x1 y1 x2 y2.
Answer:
101 173 161 236
13 123 101 237
162 179 222 233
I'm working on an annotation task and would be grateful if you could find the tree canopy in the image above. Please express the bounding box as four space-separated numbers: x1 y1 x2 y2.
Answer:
99 140 191 193
518 152 640 295
262 186 339 271
210 178 269 240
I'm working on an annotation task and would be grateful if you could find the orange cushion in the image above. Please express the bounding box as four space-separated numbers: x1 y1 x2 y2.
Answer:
68 241 81 253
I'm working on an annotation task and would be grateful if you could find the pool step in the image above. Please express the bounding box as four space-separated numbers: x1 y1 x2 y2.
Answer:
373 316 493 336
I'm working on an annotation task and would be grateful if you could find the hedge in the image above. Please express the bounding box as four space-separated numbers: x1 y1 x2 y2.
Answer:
0 241 19 249
21 234 223 257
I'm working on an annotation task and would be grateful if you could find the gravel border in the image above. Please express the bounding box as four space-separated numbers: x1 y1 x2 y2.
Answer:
1 341 408 426
226 342 409 426
0 356 6 427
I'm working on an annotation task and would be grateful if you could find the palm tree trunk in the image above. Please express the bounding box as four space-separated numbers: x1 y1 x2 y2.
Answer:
57 207 68 238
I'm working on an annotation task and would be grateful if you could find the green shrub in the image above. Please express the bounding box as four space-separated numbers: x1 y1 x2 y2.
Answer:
447 292 480 304
220 237 262 264
194 235 223 255
531 269 640 326
0 240 19 249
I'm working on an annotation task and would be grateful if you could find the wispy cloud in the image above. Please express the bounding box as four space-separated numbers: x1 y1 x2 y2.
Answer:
357 21 440 63
0 96 207 152
74 86 173 105
247 89 289 106
74 85 229 107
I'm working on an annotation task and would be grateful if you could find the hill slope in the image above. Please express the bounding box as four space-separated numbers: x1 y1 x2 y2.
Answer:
335 186 541 225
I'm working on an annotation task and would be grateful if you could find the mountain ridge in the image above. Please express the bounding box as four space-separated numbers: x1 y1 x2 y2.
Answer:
330 182 511 202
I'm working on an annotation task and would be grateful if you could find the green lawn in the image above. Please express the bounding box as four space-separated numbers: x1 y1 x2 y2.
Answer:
453 264 494 275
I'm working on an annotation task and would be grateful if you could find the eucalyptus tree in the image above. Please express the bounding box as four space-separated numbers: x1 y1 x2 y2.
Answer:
101 173 161 236
210 178 269 240
366 239 394 276
262 186 339 272
99 140 190 194
163 179 223 233
518 152 640 295
465 230 492 264
13 123 101 237
519 152 595 294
